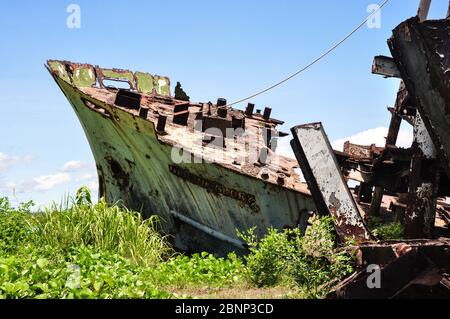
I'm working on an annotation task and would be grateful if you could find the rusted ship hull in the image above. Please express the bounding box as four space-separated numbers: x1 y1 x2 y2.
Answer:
48 61 316 255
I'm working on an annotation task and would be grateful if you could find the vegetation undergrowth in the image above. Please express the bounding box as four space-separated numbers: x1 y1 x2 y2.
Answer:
0 187 355 299
239 216 355 298
367 216 405 240
32 188 172 266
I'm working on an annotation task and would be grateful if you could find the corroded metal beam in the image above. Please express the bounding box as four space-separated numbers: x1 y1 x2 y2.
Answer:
372 55 401 78
417 0 431 21
447 1 450 19
291 123 373 242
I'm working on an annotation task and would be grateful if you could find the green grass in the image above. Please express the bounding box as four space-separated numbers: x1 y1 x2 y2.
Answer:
0 188 355 299
32 198 172 266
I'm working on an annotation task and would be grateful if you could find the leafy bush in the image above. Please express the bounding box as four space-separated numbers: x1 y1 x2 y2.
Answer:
291 217 354 298
239 216 355 298
367 216 404 240
0 198 34 253
0 245 171 299
372 222 404 240
239 227 298 287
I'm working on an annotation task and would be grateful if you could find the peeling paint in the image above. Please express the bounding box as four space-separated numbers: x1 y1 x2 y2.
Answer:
291 123 372 242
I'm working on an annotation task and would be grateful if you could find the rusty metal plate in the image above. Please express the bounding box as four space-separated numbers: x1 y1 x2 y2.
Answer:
291 122 372 242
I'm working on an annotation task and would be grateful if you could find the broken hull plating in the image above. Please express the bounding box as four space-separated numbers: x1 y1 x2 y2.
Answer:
54 76 316 255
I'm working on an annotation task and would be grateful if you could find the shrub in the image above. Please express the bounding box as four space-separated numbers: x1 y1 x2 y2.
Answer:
0 245 171 299
239 227 298 287
372 222 404 240
367 216 404 240
0 198 34 253
239 216 355 298
291 217 354 298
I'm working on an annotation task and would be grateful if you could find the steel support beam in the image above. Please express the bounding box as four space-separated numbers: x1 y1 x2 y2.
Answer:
417 0 431 21
447 1 450 19
372 55 401 78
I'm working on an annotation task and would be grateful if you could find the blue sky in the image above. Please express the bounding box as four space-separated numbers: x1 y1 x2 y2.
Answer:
0 0 448 207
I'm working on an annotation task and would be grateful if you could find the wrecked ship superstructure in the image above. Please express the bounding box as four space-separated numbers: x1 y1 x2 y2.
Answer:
46 60 317 255
298 7 450 298
330 15 450 240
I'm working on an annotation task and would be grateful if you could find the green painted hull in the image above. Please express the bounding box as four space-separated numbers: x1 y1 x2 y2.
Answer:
50 64 316 255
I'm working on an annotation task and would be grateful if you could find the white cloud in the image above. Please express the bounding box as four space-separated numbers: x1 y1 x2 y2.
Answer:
32 173 72 191
65 161 98 185
332 126 413 151
2 173 72 193
275 126 414 159
1 159 97 196
0 152 33 171
61 160 91 171
0 157 100 207
76 173 95 181
275 137 295 159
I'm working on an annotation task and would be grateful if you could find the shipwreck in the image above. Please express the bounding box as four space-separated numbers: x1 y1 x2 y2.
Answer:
47 0 450 298
46 59 321 256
